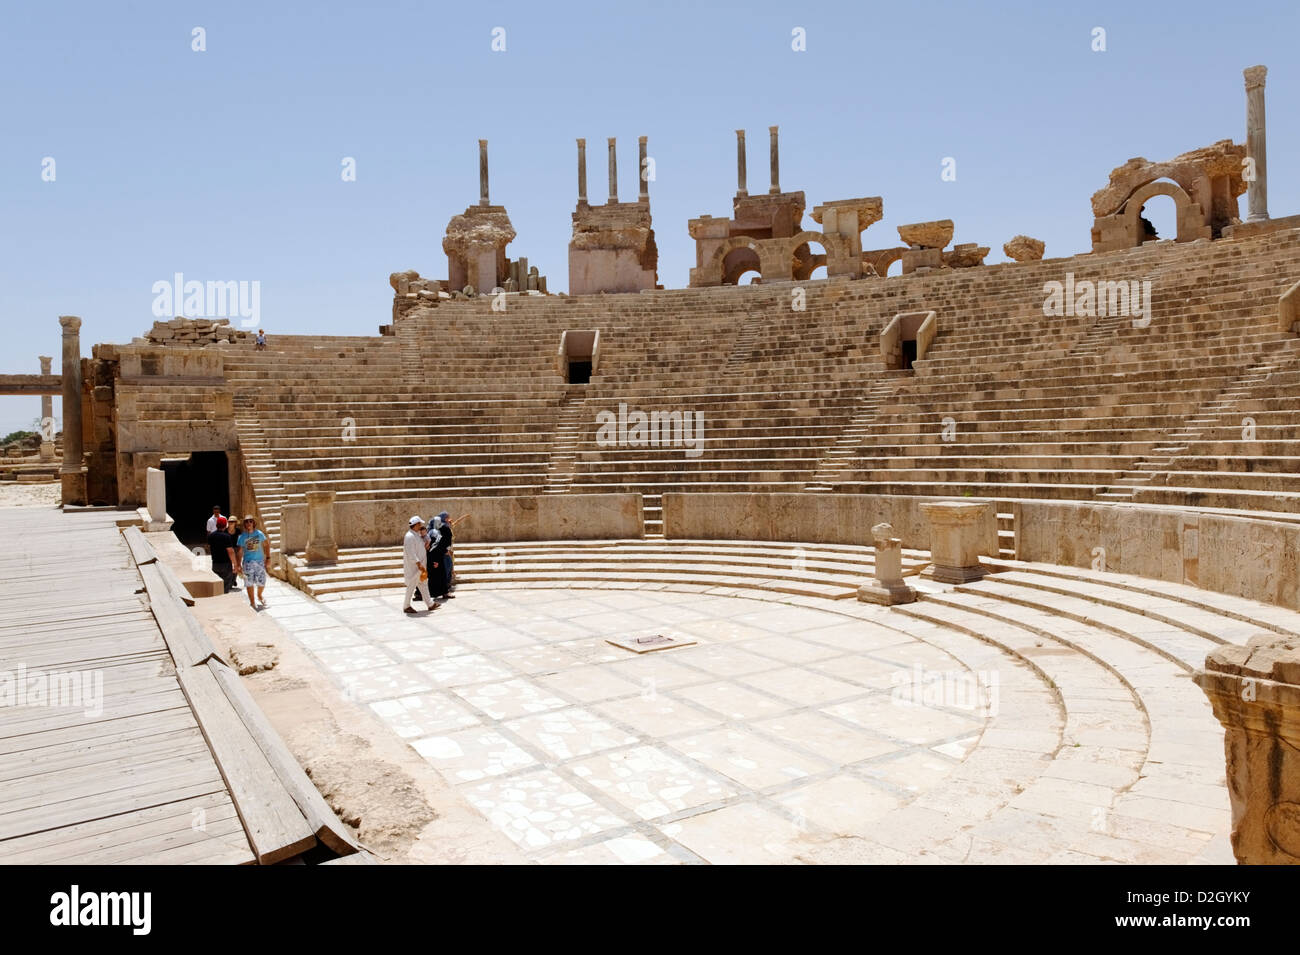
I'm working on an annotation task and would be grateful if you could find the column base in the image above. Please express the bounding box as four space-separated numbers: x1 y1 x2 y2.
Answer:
931 564 987 584
857 580 916 605
305 544 339 565
60 469 87 507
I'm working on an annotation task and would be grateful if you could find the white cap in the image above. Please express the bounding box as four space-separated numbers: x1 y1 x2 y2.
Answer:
409 515 424 527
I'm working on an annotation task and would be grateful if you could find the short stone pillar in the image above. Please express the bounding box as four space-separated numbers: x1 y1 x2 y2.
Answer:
858 523 916 605
38 355 55 462
137 466 173 531
920 501 993 583
305 490 339 564
1194 634 1300 863
58 316 86 505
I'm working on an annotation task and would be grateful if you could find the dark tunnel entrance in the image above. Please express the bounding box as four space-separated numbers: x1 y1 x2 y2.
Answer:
161 451 230 547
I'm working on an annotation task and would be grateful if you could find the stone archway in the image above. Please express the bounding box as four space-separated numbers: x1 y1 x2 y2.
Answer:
1093 178 1213 252
1120 180 1206 244
707 237 763 286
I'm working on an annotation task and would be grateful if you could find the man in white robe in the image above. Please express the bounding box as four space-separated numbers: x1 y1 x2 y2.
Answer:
403 516 437 614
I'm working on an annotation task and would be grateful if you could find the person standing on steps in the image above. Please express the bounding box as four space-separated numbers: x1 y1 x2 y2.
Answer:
208 516 237 594
234 515 271 610
404 516 437 614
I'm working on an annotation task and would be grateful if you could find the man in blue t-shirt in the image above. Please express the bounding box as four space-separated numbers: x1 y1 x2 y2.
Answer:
234 514 271 610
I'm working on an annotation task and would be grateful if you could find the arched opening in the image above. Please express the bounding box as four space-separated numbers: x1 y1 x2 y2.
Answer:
736 269 762 285
886 258 903 277
162 450 230 547
1138 192 1177 243
721 246 762 286
792 237 828 281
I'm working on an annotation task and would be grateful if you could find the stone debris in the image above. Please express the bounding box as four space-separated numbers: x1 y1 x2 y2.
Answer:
897 219 954 250
144 317 250 346
1003 234 1046 261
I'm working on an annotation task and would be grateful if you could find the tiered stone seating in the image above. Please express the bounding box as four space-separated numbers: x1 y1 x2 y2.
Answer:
235 226 1299 556
823 228 1300 508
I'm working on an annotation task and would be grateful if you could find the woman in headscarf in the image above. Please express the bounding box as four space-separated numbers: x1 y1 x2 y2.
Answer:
429 511 453 600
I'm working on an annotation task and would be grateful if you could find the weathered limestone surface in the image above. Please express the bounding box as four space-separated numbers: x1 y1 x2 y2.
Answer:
919 501 992 583
280 492 643 552
305 489 339 564
1013 500 1300 610
942 243 989 268
569 200 658 295
1195 633 1300 863
143 317 249 346
897 219 954 250
1090 140 1247 220
663 492 998 556
1002 234 1045 261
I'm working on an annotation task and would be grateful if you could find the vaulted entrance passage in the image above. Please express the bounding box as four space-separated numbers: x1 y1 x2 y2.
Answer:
161 450 229 546
557 329 599 384
881 310 937 371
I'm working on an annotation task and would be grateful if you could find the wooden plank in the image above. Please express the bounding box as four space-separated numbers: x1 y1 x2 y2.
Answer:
207 660 362 856
175 664 316 864
0 793 249 865
139 564 223 668
122 526 157 567
0 706 192 756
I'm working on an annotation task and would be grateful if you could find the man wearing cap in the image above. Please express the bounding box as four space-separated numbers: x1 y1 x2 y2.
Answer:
404 516 437 614
234 515 271 610
208 516 237 594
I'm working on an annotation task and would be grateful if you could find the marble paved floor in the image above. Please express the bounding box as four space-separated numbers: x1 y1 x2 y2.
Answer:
254 580 993 863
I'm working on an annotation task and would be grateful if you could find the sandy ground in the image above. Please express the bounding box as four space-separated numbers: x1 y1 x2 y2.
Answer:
0 482 61 508
189 587 527 865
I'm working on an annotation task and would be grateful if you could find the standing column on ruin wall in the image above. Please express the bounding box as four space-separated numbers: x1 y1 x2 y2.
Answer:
478 139 490 207
736 129 747 196
607 137 618 203
58 315 86 505
1244 65 1269 222
638 136 649 203
38 355 55 462
577 138 587 205
769 125 780 194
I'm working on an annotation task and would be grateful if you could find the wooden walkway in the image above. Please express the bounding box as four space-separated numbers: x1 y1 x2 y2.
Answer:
0 507 253 864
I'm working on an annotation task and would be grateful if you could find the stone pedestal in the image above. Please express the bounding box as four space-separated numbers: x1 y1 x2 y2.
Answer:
137 465 173 531
1194 633 1300 863
858 522 916 605
920 501 992 583
305 490 339 564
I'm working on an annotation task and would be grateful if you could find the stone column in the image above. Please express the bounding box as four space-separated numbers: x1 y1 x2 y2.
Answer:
858 523 916 605
607 137 618 203
478 139 490 207
305 490 339 564
768 125 780 194
919 501 993 583
58 315 86 505
576 138 587 205
735 129 747 197
638 135 648 203
1244 65 1268 222
1194 634 1300 863
38 355 55 462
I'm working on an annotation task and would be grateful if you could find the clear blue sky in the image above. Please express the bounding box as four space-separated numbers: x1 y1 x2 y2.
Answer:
2 0 1296 436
